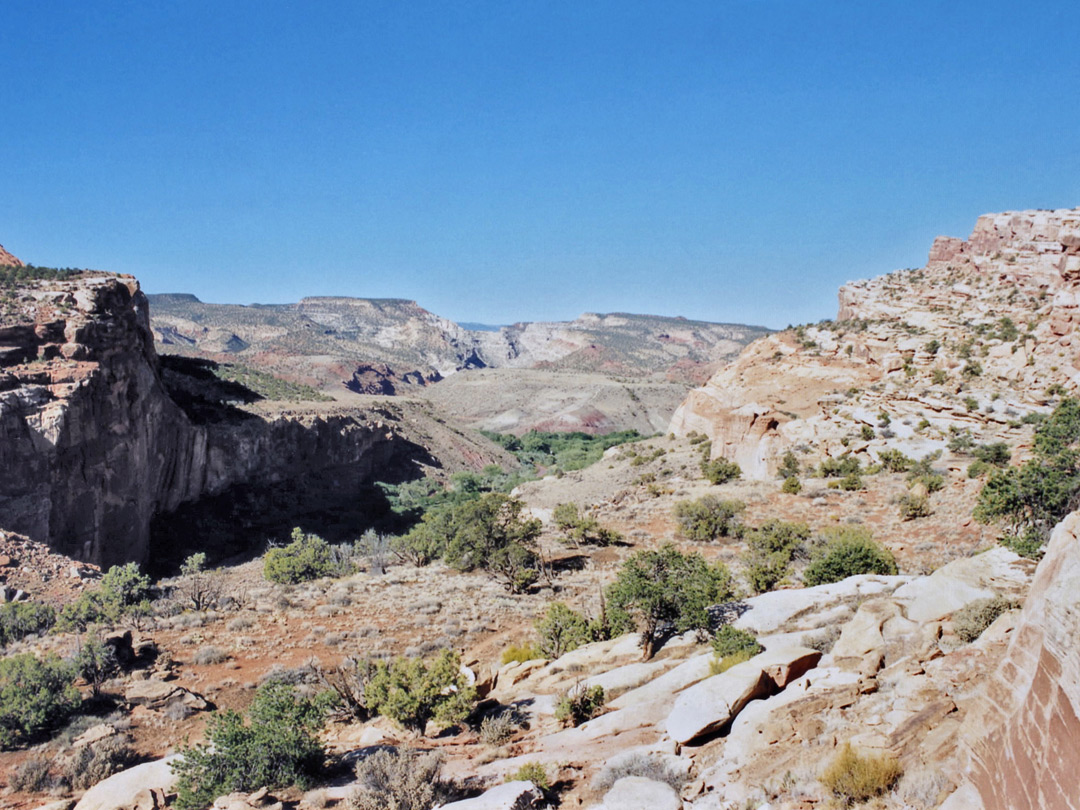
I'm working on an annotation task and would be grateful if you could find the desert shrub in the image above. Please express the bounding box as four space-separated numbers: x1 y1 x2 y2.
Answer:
701 457 742 485
806 625 842 654
74 633 120 697
64 735 137 790
349 747 447 810
781 475 802 494
820 743 902 805
594 752 685 792
964 396 979 411
10 755 54 792
193 645 228 665
967 460 990 478
606 544 736 659
953 596 1018 642
898 494 931 520
500 642 542 665
365 649 475 735
479 708 522 747
673 496 745 542
513 762 550 791
0 601 55 647
819 455 862 478
57 562 153 632
877 449 912 473
357 528 391 575
711 625 762 658
837 472 864 491
555 684 605 727
315 658 375 722
709 648 756 675
962 361 983 378
973 442 1011 467
803 528 897 586
0 653 79 749
778 451 801 480
535 602 589 659
742 520 809 593
177 553 223 611
860 424 875 441
264 528 351 584
551 502 622 546
172 682 329 810
931 368 948 385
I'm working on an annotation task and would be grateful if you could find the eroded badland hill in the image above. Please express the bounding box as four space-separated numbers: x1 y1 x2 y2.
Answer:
1 210 1080 810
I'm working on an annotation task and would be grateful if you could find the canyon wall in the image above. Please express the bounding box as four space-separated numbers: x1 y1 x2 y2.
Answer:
0 274 436 567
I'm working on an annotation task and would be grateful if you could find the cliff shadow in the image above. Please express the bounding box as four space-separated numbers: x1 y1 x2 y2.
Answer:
147 433 441 576
158 354 264 424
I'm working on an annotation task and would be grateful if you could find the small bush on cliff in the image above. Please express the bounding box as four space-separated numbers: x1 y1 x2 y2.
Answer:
172 683 329 810
803 527 897 586
898 494 931 520
711 626 761 661
673 496 745 542
821 743 902 805
555 684 606 727
264 528 352 584
0 653 80 749
953 596 1019 642
606 545 736 659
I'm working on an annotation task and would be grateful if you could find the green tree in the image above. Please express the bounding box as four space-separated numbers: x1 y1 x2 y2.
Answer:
57 562 153 632
0 602 55 647
74 634 119 698
535 602 590 659
606 545 736 659
742 520 809 593
172 683 328 810
442 494 542 593
178 553 222 611
0 654 79 749
365 650 476 735
264 528 351 584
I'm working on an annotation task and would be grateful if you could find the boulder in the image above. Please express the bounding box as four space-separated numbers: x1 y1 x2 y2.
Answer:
592 776 682 810
609 653 714 711
892 547 1031 623
665 661 768 744
73 755 181 810
438 780 544 809
124 679 208 713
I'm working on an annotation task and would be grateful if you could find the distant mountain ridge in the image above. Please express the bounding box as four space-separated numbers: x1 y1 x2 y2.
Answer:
147 292 771 390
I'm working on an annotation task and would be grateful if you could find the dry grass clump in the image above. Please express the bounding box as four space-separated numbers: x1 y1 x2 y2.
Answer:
593 752 685 792
501 642 541 665
9 756 53 792
349 747 447 810
193 645 228 665
820 743 902 805
953 596 1018 642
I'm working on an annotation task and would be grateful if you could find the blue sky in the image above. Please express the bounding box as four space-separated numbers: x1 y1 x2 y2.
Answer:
2 1 1078 328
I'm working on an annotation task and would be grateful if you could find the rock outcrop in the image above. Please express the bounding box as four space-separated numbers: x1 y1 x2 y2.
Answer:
0 243 24 267
945 511 1080 810
0 272 480 566
671 207 1080 477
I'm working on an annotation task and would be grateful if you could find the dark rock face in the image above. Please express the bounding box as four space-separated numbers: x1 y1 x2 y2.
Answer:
0 273 422 568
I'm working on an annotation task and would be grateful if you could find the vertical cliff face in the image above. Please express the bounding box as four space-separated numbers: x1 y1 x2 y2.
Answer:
945 511 1080 810
0 273 444 568
670 207 1080 478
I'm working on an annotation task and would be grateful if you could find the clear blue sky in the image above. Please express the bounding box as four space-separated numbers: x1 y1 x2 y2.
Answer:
2 1 1078 328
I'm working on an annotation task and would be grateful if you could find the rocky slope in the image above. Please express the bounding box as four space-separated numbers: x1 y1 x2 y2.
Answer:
0 243 24 267
0 272 505 568
671 207 1080 477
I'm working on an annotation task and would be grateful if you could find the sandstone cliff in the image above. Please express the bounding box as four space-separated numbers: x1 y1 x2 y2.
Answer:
942 510 1080 810
0 273 499 568
671 207 1080 477
0 243 24 267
